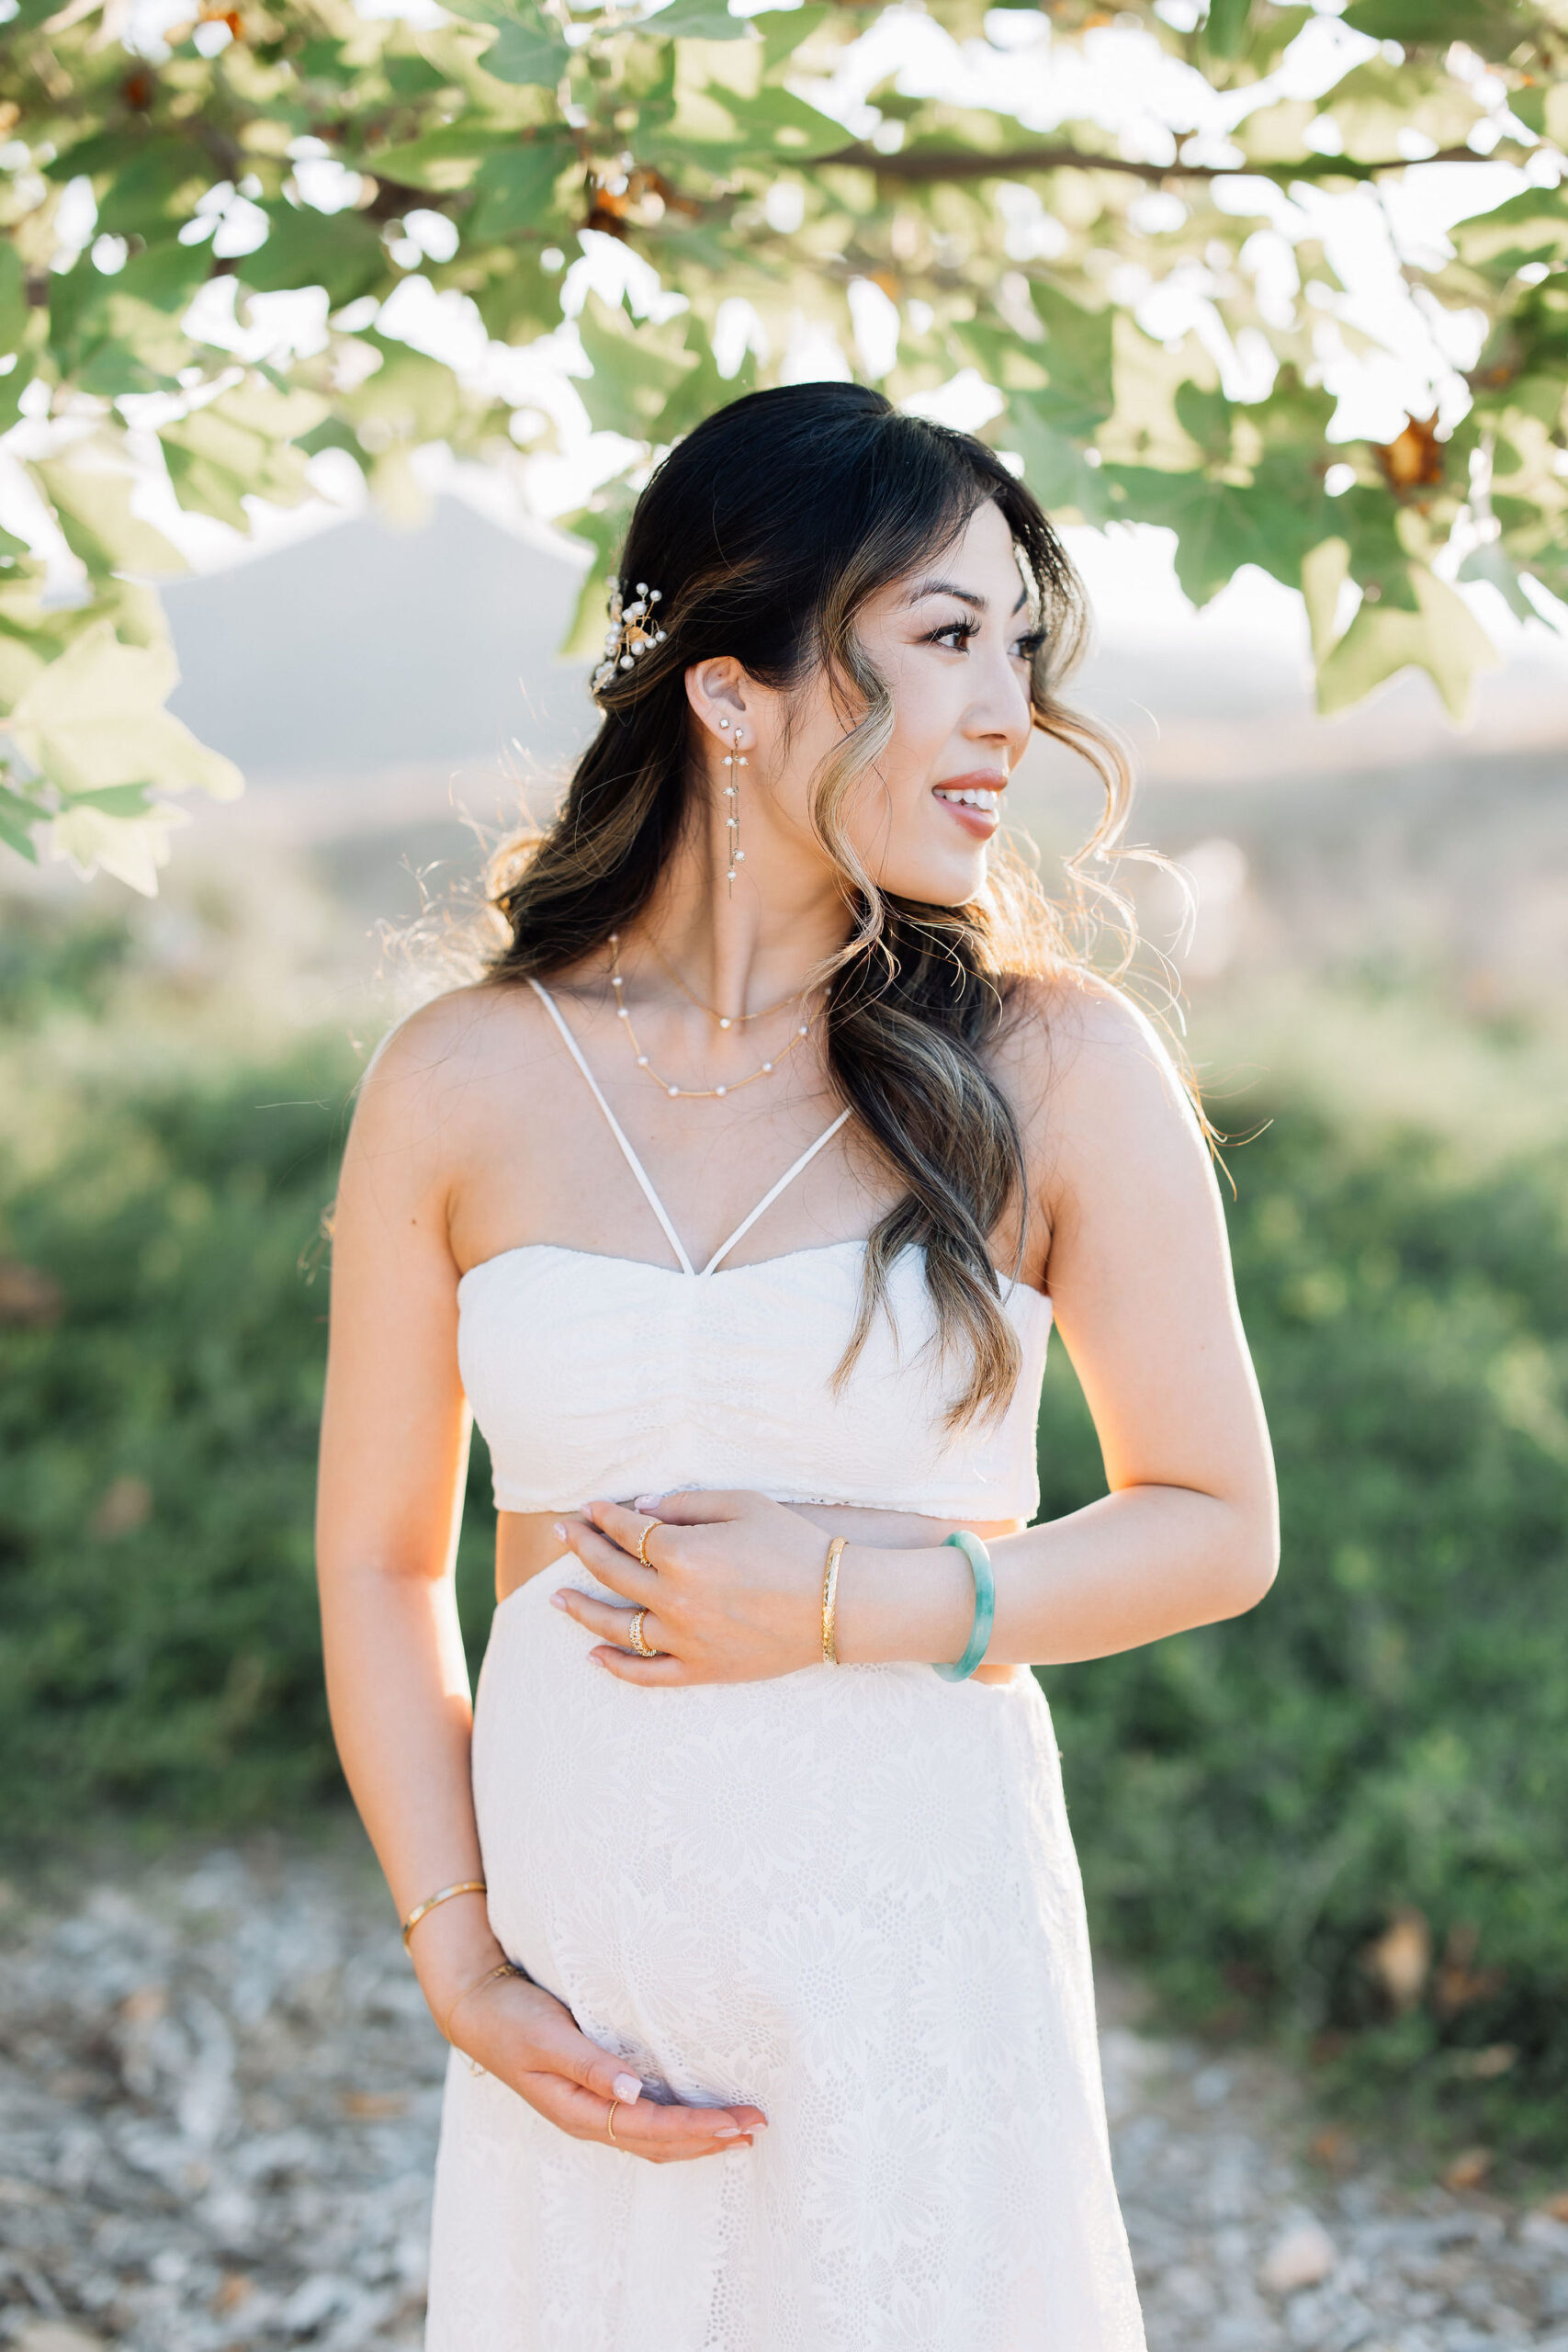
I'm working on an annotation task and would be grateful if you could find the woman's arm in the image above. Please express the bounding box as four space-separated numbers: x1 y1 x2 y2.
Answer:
317 1006 491 2007
847 979 1280 1666
552 984 1279 1675
317 998 764 2157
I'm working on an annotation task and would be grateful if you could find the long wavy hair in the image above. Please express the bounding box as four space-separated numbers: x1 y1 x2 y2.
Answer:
486 382 1140 1427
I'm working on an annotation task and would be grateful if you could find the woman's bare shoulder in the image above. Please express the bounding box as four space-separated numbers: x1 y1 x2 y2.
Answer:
1002 967 1185 1082
999 967 1205 1180
349 978 550 1150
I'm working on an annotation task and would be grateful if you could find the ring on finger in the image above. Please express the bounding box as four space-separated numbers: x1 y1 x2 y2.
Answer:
606 2098 622 2147
627 1607 660 1659
637 1517 660 1569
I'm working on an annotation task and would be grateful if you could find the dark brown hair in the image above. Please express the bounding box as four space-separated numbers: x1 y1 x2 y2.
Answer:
487 382 1134 1423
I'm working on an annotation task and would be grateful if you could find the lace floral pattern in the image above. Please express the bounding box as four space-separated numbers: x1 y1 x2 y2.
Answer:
425 1563 1146 2351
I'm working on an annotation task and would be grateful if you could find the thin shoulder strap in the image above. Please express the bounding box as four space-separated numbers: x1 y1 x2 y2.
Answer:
529 978 695 1276
701 1108 853 1278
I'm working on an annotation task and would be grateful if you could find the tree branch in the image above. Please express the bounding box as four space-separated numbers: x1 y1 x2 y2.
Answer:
819 141 1505 187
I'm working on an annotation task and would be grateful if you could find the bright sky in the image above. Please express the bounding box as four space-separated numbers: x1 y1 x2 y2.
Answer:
6 0 1564 668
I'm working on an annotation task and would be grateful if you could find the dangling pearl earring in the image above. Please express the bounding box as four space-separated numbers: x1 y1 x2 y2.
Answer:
719 722 748 894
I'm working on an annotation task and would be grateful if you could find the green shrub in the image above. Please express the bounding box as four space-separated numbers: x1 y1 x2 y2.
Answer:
1040 1107 1568 2164
0 1030 498 1829
3 899 1565 2160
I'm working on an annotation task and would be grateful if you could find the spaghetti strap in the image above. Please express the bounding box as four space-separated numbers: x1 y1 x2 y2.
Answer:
531 979 852 1281
529 979 695 1275
700 1110 852 1277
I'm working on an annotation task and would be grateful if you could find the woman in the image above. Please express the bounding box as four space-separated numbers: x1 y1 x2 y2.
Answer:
316 381 1278 2350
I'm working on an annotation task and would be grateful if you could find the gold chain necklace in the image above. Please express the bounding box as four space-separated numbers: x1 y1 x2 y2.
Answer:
607 933 812 1100
644 934 798 1030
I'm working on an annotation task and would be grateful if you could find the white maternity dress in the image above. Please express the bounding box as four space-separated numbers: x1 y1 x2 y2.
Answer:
425 980 1146 2352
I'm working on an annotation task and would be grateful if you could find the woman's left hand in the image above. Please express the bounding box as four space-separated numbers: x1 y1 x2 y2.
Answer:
549 1492 829 1684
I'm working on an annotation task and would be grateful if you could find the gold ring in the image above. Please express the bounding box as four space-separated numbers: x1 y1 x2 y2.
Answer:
606 2098 622 2146
637 1517 659 1568
628 1608 659 1658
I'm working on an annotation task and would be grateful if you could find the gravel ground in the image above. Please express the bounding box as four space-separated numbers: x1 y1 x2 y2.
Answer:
1 1842 1565 2352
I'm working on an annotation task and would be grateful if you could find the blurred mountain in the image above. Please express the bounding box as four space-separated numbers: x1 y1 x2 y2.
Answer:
162 496 592 823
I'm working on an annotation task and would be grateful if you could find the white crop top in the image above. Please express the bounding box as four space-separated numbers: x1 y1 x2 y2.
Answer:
456 981 1054 1522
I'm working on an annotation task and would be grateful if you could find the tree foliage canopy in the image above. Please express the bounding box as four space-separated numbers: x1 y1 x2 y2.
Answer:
2 0 1564 889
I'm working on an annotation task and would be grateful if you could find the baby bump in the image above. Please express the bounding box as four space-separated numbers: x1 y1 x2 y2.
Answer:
471 1559 1079 2109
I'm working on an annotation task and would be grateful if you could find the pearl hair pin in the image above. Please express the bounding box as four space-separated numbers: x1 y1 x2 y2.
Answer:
592 581 667 696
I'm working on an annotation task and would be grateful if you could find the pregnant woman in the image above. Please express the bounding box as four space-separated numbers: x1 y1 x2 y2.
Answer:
316 381 1278 2350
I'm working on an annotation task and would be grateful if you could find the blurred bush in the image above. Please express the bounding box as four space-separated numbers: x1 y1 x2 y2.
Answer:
0 900 496 1831
2 896 1564 2161
1040 1102 1568 2165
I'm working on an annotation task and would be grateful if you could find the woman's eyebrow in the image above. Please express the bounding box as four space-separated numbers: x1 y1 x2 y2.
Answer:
905 576 987 609
904 579 1032 615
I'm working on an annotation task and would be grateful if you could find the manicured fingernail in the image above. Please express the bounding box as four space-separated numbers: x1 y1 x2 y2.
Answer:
633 1492 666 1512
612 2074 643 2102
549 1590 569 1611
712 2122 743 2138
551 1522 565 1540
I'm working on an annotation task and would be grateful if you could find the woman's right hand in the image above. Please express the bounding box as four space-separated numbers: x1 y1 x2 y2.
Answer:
439 1961 768 2164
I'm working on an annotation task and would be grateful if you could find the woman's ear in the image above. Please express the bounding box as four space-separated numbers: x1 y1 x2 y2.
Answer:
684 658 750 740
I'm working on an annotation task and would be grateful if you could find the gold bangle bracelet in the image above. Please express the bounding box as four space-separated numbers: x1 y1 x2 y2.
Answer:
821 1536 847 1666
401 1879 488 1948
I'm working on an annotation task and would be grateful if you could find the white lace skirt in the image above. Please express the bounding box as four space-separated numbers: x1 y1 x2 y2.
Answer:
425 1558 1146 2352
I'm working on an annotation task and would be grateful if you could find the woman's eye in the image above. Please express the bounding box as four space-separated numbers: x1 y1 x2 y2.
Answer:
928 619 977 650
1012 630 1045 663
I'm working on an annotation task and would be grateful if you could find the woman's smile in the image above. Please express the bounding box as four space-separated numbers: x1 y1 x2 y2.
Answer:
932 771 1008 838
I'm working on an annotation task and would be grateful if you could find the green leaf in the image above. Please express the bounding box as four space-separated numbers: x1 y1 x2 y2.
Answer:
471 245 570 346
468 139 577 238
1101 459 1330 604
646 80 851 164
995 401 1114 525
0 357 37 438
0 243 28 359
362 128 520 195
575 293 696 435
94 139 216 239
1458 540 1546 626
1315 565 1500 720
344 336 463 443
959 291 1113 440
449 1 572 86
643 0 752 40
0 781 43 863
242 204 387 308
1342 0 1515 43
651 320 757 440
1450 189 1568 282
103 238 211 318
159 380 326 531
756 6 830 77
33 447 189 581
43 130 150 185
1204 0 1253 61
7 620 243 804
1173 381 1235 466
1328 484 1419 609
58 781 156 817
51 797 187 897
558 489 637 657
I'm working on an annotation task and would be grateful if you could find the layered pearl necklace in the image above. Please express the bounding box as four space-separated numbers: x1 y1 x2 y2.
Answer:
607 933 813 1101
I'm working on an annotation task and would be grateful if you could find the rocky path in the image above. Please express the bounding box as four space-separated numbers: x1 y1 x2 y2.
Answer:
1 1844 1565 2352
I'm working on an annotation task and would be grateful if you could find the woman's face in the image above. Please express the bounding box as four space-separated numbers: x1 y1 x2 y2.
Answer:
782 498 1041 906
